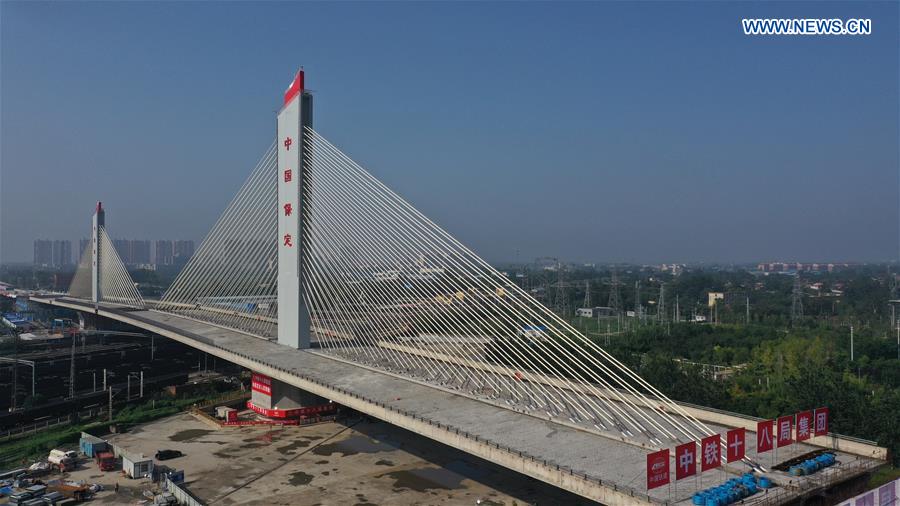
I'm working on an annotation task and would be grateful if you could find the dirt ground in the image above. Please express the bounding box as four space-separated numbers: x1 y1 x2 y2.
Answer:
59 412 593 505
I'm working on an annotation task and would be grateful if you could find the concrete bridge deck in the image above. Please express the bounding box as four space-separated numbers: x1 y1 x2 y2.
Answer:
30 296 887 505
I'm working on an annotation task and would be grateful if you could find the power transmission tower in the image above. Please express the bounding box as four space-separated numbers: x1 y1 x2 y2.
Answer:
791 275 804 325
68 332 77 399
607 268 621 312
10 328 19 411
634 280 641 324
554 260 569 317
583 280 591 308
657 283 666 323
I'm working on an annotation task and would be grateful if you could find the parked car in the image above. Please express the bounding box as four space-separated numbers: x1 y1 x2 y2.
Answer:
154 450 183 461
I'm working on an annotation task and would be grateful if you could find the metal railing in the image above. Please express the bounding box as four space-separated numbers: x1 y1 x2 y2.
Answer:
156 327 665 504
0 407 108 442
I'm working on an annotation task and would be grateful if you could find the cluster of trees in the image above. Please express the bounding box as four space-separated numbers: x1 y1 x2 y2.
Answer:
606 321 900 466
500 264 900 463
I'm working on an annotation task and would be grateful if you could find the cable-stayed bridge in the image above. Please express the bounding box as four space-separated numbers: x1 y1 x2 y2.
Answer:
29 71 887 505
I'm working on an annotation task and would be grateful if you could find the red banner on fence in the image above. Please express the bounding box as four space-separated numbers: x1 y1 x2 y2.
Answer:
777 415 793 447
757 419 774 453
675 442 696 480
814 407 829 436
796 410 813 441
701 434 721 472
726 428 746 462
647 449 670 490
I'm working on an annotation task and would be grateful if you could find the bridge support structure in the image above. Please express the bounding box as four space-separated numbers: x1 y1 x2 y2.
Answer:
277 69 313 349
248 371 328 419
91 202 105 304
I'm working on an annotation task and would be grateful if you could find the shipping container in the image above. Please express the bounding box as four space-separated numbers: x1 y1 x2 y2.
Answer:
79 433 108 458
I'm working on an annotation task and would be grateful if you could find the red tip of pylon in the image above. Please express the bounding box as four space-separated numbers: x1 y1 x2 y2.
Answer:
283 69 304 105
96 201 103 213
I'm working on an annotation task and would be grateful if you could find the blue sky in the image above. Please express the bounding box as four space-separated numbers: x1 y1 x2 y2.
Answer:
1 1 897 264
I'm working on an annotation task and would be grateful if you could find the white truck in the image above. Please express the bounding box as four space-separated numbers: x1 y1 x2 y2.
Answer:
47 449 77 472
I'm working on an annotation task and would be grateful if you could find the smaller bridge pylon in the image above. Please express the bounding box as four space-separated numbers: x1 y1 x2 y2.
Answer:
68 202 145 309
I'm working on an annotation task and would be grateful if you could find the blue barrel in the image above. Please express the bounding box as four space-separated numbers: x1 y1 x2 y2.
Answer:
745 482 758 495
693 493 706 505
758 476 772 489
705 496 719 506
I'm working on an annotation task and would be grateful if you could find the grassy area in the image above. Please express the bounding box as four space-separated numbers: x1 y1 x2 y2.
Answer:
0 390 244 469
869 465 900 488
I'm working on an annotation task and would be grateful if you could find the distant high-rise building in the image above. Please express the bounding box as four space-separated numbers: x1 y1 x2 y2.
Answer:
132 240 151 265
33 239 72 267
52 240 72 267
112 239 152 266
34 240 53 266
155 240 175 266
113 239 132 265
174 240 195 264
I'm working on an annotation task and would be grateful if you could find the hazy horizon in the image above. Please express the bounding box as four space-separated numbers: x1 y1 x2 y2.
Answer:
2 2 898 265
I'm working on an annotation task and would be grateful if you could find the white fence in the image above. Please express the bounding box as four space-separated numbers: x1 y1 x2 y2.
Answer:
165 475 205 506
837 477 899 506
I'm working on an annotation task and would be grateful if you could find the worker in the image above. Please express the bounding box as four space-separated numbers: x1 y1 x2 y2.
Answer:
115 482 119 493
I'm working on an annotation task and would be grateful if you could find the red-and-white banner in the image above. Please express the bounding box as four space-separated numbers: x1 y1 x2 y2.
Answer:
777 415 793 447
246 400 336 419
251 373 272 396
796 410 813 441
700 434 721 472
757 419 774 453
814 407 829 436
726 428 746 462
647 449 670 490
675 442 696 480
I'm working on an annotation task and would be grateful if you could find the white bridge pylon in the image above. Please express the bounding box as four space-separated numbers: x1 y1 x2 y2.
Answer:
68 202 145 309
151 71 733 452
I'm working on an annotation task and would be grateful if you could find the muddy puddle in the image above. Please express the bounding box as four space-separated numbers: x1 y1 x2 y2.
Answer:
287 471 314 486
169 429 213 442
379 467 465 492
276 439 311 455
312 435 395 457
